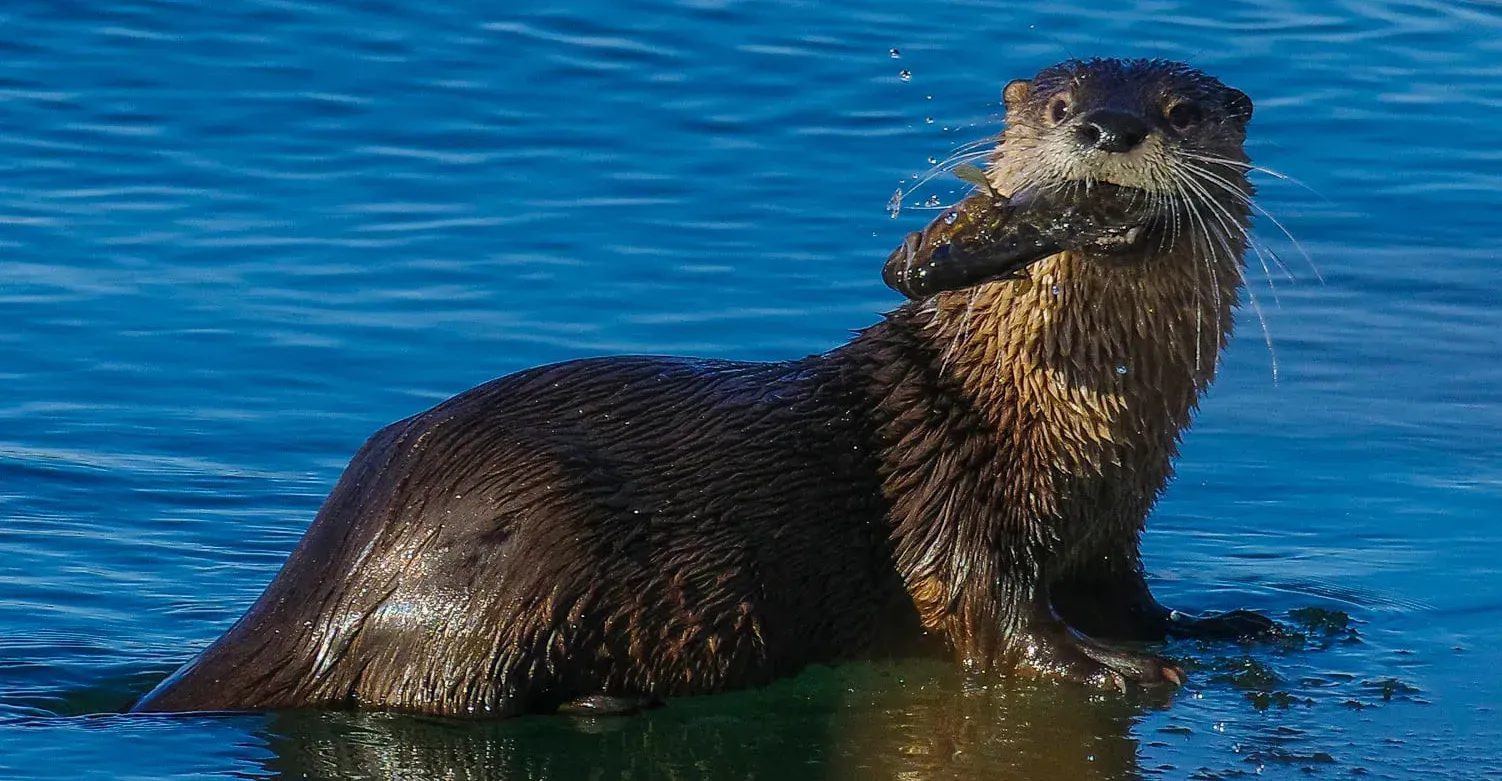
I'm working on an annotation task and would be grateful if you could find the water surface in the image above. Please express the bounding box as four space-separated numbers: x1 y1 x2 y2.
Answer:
3 0 1500 778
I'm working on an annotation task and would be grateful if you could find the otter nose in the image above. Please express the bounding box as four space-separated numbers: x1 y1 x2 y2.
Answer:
1073 109 1150 153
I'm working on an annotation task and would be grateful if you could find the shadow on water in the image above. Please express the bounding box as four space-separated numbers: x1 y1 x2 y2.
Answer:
253 662 1149 781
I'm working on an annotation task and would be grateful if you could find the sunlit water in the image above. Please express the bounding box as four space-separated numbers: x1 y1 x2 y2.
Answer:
2 1 1500 779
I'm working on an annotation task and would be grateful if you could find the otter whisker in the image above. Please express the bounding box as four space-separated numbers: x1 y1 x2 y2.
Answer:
903 148 997 200
941 132 1005 159
1170 165 1249 341
1262 247 1296 283
1171 183 1222 374
1190 193 1248 313
1241 279 1280 384
1179 159 1322 284
1165 183 1185 259
1173 167 1278 383
1183 197 1209 373
1174 159 1253 203
1172 167 1247 289
1173 175 1258 274
909 134 1046 202
1179 151 1329 205
947 134 1004 158
1144 151 1185 258
1173 165 1253 275
1177 159 1289 295
1179 177 1246 281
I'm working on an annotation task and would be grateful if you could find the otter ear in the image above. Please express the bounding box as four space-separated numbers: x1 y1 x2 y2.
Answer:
1224 88 1253 124
1003 79 1032 110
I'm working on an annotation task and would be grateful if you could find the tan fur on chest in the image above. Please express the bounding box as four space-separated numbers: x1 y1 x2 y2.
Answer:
921 245 1237 519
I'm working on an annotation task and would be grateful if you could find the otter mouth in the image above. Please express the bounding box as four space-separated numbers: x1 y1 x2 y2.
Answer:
882 182 1158 300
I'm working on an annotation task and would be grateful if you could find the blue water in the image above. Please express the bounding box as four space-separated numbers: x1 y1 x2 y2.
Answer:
3 0 1500 778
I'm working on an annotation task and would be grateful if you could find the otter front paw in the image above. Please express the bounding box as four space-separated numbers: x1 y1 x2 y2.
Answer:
1167 608 1283 640
1019 622 1183 692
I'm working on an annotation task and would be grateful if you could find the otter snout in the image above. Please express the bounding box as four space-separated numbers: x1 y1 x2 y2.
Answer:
1073 109 1150 153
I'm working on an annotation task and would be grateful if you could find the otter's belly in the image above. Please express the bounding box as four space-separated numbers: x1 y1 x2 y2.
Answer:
134 355 917 716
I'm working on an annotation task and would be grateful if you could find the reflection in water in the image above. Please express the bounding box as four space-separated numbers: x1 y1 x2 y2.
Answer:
827 669 1148 780
256 662 1148 781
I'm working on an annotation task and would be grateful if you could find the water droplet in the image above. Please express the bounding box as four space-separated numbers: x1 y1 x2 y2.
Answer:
927 156 938 165
1116 365 1129 376
887 188 903 218
924 195 942 208
889 48 901 59
943 211 959 225
899 69 912 82
925 116 934 124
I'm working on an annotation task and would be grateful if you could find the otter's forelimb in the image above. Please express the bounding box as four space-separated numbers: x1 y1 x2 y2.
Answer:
1014 591 1186 691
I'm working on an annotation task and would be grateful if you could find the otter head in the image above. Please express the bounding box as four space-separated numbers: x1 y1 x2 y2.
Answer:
991 58 1255 254
921 59 1261 419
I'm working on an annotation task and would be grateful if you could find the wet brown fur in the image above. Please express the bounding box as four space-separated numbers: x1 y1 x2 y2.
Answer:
133 58 1258 716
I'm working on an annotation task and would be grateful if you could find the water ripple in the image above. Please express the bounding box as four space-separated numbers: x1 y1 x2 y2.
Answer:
1 0 1499 778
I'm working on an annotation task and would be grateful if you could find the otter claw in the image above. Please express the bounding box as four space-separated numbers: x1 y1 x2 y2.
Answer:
1076 641 1184 688
1109 671 1128 694
1162 665 1184 686
1168 608 1283 640
1021 621 1184 691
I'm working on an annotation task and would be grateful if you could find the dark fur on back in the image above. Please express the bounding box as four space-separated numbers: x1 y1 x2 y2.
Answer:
135 333 949 716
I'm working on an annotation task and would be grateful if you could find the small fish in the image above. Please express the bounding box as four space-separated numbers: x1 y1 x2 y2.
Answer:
882 183 1151 300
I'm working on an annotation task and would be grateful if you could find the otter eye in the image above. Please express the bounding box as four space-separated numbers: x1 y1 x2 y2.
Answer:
1165 101 1204 131
1047 96 1071 125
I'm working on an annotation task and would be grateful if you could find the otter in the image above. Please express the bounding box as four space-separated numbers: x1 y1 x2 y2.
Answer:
132 58 1274 718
